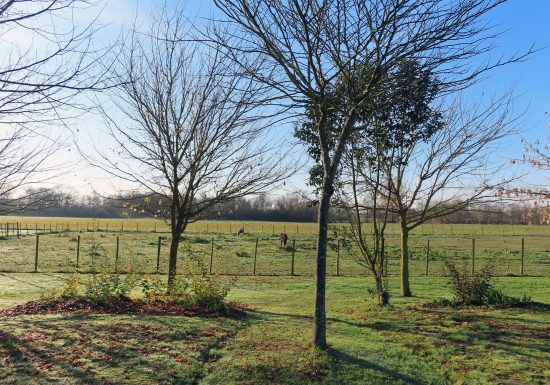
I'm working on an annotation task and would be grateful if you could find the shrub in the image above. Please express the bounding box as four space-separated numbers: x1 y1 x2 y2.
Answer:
59 271 80 299
235 250 251 258
443 259 531 307
444 259 495 306
84 272 139 303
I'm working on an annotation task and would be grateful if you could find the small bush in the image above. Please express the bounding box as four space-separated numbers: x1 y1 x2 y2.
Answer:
191 237 210 244
84 272 139 303
59 271 80 299
443 259 531 307
444 259 495 306
139 259 232 311
235 250 251 258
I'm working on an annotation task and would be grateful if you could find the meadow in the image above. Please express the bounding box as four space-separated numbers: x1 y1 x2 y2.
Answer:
0 217 548 277
0 217 549 384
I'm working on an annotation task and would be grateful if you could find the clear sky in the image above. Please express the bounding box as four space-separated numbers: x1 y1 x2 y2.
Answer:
4 0 550 196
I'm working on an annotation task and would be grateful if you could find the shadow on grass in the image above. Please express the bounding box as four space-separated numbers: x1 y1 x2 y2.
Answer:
328 348 428 385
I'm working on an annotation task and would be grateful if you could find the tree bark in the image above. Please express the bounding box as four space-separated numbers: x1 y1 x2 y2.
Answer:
400 219 412 297
313 182 332 349
375 275 388 306
167 232 180 289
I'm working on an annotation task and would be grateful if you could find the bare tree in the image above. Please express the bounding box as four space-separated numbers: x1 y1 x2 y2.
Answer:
0 0 107 212
335 139 394 306
357 93 519 296
213 0 532 347
91 8 290 288
510 117 550 223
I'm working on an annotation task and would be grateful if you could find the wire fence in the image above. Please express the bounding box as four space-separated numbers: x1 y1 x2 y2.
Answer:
0 228 547 277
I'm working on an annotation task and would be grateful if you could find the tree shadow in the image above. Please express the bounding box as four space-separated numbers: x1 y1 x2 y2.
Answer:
328 348 428 385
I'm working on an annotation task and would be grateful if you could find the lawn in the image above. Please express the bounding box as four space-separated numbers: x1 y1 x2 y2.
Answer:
1 273 549 384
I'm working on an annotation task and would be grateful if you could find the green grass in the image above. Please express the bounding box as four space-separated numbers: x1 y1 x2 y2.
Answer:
1 273 549 384
0 221 548 276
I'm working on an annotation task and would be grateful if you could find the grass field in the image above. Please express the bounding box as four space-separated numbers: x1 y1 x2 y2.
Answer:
0 274 549 384
0 217 548 277
0 217 549 384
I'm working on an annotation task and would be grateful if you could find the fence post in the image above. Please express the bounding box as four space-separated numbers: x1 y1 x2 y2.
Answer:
253 238 258 275
336 239 340 276
115 236 120 272
291 240 296 276
34 234 39 272
17 222 20 239
154 222 157 233
121 222 124 232
471 238 475 275
425 240 430 276
520 237 524 276
209 238 214 274
156 236 161 272
76 235 81 269
136 222 139 232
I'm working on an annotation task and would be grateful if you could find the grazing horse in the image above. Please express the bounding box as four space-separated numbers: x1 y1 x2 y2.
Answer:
279 232 288 247
237 226 245 236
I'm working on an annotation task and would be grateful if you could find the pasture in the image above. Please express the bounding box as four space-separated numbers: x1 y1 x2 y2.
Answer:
0 217 549 384
0 217 548 277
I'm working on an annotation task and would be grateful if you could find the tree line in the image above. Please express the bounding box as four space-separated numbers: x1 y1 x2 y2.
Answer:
6 188 547 226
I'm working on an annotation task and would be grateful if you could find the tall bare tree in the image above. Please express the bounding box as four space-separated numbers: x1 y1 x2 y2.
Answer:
0 0 107 212
361 93 519 296
213 0 532 347
92 8 290 288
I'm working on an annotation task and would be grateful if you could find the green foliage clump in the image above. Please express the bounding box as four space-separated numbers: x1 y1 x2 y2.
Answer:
443 259 531 307
84 272 139 302
140 258 232 311
235 250 251 258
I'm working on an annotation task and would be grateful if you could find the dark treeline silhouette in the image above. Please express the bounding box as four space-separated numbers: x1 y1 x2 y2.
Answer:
3 188 547 225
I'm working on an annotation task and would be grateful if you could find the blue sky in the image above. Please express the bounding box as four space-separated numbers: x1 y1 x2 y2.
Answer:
5 0 547 195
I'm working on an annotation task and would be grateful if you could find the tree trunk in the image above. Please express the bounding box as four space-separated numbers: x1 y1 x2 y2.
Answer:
167 232 179 289
313 183 331 349
375 275 388 306
400 220 412 297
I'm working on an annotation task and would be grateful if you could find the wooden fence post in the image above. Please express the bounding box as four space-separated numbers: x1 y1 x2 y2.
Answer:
76 235 81 269
336 239 340 276
156 236 161 272
209 238 214 274
425 240 430 276
34 234 39 272
471 238 475 275
520 237 524 276
253 238 258 275
115 236 120 272
291 240 296 276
